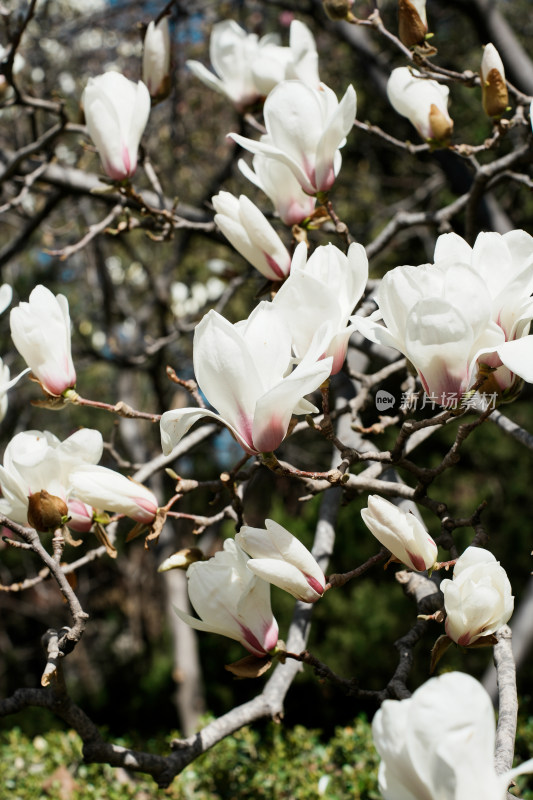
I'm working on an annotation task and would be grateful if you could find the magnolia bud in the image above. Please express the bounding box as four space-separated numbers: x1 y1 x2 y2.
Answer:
322 0 354 21
481 43 508 118
398 0 428 48
142 17 172 103
361 495 438 572
441 547 514 646
27 490 68 532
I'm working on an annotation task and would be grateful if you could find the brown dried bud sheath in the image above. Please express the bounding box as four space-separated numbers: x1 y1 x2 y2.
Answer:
398 0 427 48
27 490 68 532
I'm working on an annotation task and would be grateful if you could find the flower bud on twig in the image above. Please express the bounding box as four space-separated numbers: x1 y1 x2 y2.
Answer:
481 43 508 118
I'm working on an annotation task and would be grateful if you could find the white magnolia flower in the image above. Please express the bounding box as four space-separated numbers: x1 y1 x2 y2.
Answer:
354 229 533 402
142 17 172 101
360 495 437 571
174 538 279 656
10 285 76 396
0 428 103 528
238 155 316 225
160 303 333 456
230 79 356 195
236 519 326 602
212 191 291 280
372 671 533 800
186 20 279 110
441 546 514 646
69 465 158 524
82 71 151 180
273 241 368 374
434 230 533 393
186 20 319 111
387 67 453 142
481 43 508 118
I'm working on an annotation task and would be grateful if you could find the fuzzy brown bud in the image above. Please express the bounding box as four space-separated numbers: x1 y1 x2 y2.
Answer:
27 490 68 532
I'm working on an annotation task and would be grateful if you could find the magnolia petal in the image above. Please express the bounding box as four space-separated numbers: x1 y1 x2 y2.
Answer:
434 232 472 265
193 309 263 435
497 335 533 382
229 131 313 193
238 302 292 392
246 557 322 602
315 84 356 191
160 407 255 456
252 355 332 452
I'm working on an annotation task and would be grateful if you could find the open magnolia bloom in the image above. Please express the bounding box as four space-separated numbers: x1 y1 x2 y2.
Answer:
434 230 533 392
174 538 279 657
441 547 514 646
238 154 317 225
230 79 356 195
235 519 326 603
82 71 151 181
186 19 319 111
354 229 533 403
372 671 533 800
272 241 368 374
212 191 291 280
0 428 103 531
10 285 76 396
360 495 437 572
69 465 158 524
160 303 333 456
387 67 453 142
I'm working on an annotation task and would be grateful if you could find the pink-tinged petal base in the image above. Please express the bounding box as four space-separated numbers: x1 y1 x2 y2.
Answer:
445 618 471 646
239 617 279 656
407 551 427 572
133 497 157 523
122 144 132 176
252 414 286 453
264 252 288 281
304 573 325 597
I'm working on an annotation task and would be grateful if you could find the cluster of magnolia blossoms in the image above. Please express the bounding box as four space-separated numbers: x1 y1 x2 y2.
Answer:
372 671 533 800
174 522 325 656
186 19 319 111
0 428 158 533
355 229 533 404
160 241 368 456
